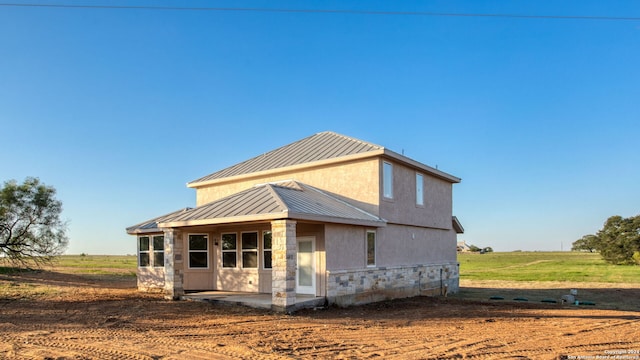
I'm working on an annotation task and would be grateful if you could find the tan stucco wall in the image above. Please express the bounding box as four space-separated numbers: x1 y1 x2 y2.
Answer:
325 224 367 271
378 158 453 230
325 223 457 271
376 224 457 266
194 158 380 214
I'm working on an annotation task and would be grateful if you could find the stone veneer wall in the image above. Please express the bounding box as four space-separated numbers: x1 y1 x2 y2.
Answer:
270 220 297 311
163 229 184 300
137 268 165 292
327 262 459 307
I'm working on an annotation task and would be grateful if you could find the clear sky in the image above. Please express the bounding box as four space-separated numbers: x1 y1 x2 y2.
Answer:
1 1 639 254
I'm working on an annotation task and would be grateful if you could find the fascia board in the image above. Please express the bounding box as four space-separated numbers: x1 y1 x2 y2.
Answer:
286 212 387 228
382 149 461 183
158 211 386 229
126 228 165 235
158 212 288 228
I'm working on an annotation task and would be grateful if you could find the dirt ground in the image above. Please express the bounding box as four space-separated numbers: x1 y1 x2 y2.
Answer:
1 270 639 360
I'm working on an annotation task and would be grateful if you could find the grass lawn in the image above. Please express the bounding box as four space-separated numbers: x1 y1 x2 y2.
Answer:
1 255 137 277
52 255 138 276
458 251 640 283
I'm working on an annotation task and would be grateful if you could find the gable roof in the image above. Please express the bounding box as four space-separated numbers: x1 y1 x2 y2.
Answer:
127 180 386 233
188 131 460 187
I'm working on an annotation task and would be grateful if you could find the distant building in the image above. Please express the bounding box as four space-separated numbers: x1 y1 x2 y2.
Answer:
457 240 471 252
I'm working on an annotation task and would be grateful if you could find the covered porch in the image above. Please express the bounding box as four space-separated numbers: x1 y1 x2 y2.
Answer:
127 180 386 312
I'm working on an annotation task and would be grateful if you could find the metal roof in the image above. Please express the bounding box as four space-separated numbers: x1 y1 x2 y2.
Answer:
127 181 386 232
188 131 383 186
188 131 460 187
125 207 193 234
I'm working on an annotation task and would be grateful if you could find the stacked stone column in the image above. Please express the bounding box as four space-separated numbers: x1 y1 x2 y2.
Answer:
271 220 297 311
163 228 184 300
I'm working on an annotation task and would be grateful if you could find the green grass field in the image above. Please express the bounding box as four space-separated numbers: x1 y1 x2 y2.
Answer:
458 251 640 283
53 255 138 276
4 252 638 283
55 255 137 269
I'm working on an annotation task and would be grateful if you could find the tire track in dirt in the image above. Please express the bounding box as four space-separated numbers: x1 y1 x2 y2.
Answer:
5 326 291 360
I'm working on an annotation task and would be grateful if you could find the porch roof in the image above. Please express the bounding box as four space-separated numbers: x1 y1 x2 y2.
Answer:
126 181 386 234
125 207 193 234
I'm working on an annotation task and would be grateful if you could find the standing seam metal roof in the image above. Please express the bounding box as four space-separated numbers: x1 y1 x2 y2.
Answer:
125 207 193 234
188 131 383 185
138 180 386 229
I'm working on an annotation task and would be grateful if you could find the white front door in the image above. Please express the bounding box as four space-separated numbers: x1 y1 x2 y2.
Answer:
296 236 316 295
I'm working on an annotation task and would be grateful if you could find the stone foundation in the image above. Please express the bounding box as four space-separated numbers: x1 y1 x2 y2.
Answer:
137 267 165 292
327 263 459 307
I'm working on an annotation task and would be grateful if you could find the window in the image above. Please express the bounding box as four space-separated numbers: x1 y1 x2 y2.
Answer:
366 231 376 266
152 235 165 267
263 231 272 269
383 161 393 199
416 173 424 206
221 233 237 268
138 236 150 267
241 232 258 268
188 234 208 268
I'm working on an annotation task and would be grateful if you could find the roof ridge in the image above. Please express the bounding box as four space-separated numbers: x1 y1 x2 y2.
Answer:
263 183 289 213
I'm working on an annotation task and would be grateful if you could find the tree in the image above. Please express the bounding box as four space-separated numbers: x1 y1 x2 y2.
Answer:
572 234 599 253
468 245 481 252
595 215 640 265
575 215 640 265
0 177 68 267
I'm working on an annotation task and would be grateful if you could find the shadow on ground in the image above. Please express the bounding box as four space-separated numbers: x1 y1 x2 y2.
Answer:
452 286 640 312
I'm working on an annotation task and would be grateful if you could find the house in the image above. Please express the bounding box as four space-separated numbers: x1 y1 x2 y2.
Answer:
457 240 471 252
126 131 463 311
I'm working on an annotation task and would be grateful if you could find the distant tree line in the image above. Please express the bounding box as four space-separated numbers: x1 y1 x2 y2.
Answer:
572 215 640 265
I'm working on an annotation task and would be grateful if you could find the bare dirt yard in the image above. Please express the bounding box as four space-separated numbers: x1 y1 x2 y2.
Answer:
1 269 639 360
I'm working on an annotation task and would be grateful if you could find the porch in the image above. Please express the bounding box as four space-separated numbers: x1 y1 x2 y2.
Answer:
182 291 326 312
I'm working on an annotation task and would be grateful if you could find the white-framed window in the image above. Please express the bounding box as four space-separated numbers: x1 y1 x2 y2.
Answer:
241 232 258 268
138 236 150 267
416 173 424 206
152 235 164 267
262 231 272 269
366 230 376 267
383 161 393 199
188 234 208 268
221 233 237 268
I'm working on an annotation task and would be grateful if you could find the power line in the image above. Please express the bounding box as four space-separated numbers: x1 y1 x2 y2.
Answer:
1 3 639 21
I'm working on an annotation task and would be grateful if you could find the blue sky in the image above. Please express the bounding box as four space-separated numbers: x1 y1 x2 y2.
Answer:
1 1 639 254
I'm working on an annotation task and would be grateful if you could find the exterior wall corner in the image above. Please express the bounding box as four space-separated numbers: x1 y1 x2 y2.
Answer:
270 219 297 311
163 228 184 300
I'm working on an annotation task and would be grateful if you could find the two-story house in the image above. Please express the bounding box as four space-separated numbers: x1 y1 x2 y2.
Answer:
126 131 463 311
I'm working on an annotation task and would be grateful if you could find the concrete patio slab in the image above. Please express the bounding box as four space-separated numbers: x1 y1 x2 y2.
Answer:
182 291 326 311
